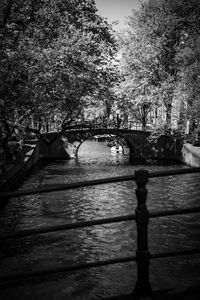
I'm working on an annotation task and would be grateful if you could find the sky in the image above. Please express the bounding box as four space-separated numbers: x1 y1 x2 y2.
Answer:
95 0 141 29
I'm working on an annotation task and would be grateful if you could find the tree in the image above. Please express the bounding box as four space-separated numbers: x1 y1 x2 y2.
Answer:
0 0 117 130
0 0 119 168
116 0 200 133
174 2 200 134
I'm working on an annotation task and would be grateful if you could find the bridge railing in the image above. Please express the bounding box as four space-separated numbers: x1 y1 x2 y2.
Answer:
0 167 200 298
36 119 152 134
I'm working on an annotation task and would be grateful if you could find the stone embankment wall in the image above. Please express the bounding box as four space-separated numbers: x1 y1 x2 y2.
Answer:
2 133 199 193
0 140 40 192
182 143 200 167
0 133 71 193
39 132 70 159
125 134 183 163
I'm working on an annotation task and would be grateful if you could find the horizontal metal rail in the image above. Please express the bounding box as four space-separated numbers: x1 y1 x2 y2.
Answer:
1 167 200 199
151 248 200 259
0 214 136 239
1 206 200 240
0 174 136 199
1 248 200 284
149 206 200 218
1 168 200 296
0 256 137 283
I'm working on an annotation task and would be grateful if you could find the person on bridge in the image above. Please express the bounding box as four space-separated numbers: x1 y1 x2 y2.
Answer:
116 114 122 129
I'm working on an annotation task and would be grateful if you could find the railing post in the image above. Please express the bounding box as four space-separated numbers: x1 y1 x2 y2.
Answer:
133 169 152 299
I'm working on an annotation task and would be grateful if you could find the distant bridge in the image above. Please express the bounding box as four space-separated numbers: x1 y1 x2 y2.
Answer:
62 127 150 156
39 126 183 162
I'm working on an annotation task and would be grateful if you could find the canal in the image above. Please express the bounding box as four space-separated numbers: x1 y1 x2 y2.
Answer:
0 140 200 299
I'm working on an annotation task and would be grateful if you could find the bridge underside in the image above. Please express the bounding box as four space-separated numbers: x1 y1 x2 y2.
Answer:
60 129 183 162
62 128 136 158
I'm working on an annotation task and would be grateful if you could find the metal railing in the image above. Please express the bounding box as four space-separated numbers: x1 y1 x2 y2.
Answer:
0 167 200 298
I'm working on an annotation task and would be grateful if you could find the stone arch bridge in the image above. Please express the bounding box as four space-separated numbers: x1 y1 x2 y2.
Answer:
39 127 183 162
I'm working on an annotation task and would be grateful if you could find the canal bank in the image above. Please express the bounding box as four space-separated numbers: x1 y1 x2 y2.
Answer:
0 138 40 193
1 136 200 193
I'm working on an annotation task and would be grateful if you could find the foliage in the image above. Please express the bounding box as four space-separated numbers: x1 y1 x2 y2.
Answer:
116 0 200 133
0 0 117 129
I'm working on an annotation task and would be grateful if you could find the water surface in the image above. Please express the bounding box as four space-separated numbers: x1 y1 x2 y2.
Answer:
0 140 200 299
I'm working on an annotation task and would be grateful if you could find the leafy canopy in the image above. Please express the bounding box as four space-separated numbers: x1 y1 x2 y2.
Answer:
0 0 117 128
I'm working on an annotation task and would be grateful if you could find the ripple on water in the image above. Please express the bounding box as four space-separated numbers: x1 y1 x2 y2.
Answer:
0 140 200 299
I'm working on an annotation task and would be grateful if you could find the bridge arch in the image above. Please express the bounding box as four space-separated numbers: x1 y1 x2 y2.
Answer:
40 128 183 162
75 132 131 157
61 128 149 160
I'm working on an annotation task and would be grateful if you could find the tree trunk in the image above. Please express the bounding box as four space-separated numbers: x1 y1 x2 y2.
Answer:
166 103 172 132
